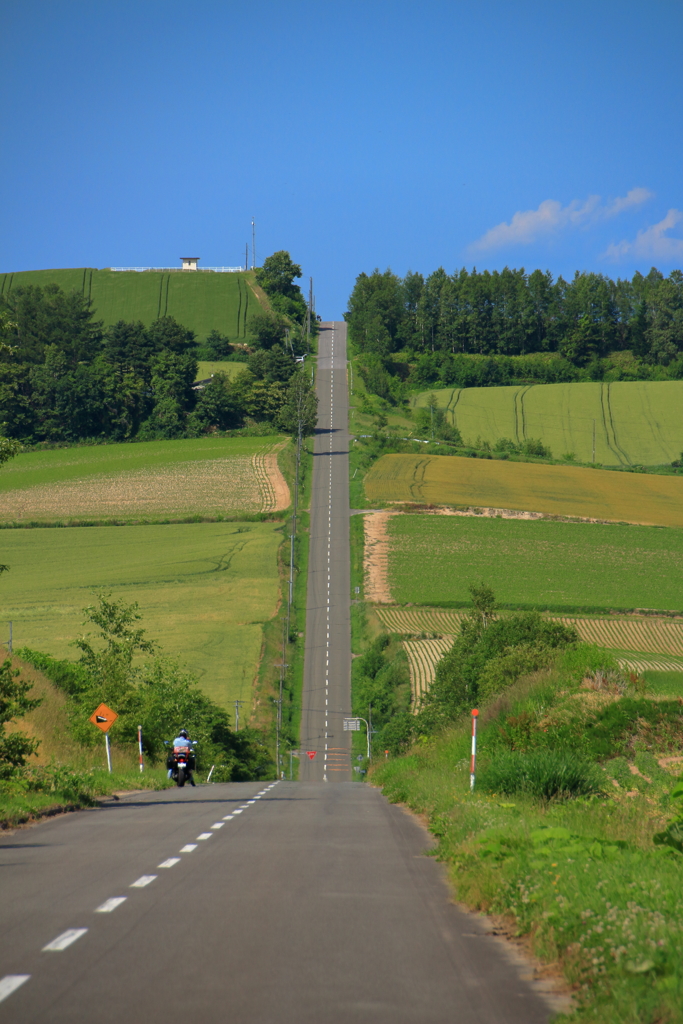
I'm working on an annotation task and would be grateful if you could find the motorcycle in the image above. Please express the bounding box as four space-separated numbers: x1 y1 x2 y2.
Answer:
166 743 197 787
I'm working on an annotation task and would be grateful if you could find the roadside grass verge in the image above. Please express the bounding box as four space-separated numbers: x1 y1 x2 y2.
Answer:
372 663 683 1023
0 766 171 829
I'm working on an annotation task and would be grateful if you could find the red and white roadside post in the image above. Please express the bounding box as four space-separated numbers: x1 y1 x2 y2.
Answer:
470 709 479 791
138 725 144 772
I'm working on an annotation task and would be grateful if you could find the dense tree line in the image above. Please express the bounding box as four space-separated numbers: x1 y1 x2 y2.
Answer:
0 273 316 444
346 265 683 394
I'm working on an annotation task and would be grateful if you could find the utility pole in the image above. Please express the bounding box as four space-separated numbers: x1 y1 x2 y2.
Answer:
245 244 248 272
307 277 313 352
251 218 256 269
592 419 596 463
233 699 245 731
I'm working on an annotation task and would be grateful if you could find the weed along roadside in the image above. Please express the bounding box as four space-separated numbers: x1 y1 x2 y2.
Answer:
364 594 683 1023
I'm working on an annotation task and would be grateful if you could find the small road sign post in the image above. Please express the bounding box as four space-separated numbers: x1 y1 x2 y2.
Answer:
137 725 144 773
89 704 118 773
344 717 370 761
470 709 479 791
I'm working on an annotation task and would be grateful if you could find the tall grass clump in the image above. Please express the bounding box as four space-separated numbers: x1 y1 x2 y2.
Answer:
478 748 604 800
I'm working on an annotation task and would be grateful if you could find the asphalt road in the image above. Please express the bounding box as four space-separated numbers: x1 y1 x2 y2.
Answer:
0 321 557 1021
300 321 352 782
0 783 555 1022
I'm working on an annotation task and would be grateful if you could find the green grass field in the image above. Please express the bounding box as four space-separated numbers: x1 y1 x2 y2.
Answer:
385 515 683 611
0 436 289 522
0 268 264 341
196 361 248 380
413 380 683 466
1 522 283 711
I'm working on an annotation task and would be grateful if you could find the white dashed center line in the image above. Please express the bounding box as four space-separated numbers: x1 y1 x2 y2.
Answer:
180 844 197 853
196 833 213 841
158 857 180 868
95 897 127 913
130 875 157 888
0 976 30 1003
42 929 88 952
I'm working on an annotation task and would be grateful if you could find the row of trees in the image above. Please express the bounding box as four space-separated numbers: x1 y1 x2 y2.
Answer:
346 265 683 369
0 278 316 443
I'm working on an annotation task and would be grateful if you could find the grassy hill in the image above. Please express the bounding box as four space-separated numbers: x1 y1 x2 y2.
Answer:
0 267 267 341
412 380 683 466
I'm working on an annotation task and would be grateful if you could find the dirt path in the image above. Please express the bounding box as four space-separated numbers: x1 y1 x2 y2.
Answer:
363 510 396 603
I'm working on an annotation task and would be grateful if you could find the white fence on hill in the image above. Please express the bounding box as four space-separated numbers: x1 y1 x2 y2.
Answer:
107 267 245 273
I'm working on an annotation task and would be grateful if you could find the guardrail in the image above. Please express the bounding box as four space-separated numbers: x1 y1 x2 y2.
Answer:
107 267 245 273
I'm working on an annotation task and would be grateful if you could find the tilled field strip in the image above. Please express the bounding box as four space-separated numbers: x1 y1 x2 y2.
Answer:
403 637 683 702
617 656 683 673
376 607 683 656
404 637 454 704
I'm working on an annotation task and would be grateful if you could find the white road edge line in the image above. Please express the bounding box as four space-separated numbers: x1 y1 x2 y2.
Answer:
42 929 88 952
158 858 180 868
0 976 30 1003
95 897 127 913
180 844 197 853
130 875 157 888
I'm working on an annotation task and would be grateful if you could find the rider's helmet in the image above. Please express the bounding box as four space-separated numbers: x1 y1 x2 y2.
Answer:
179 729 189 739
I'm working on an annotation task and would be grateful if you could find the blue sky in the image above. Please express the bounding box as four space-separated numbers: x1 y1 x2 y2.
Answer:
2 0 682 318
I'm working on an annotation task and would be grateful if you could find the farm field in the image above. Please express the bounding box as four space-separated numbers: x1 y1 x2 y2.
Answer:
366 513 683 612
364 453 683 527
1 522 283 711
196 361 248 380
0 437 289 522
401 637 683 706
375 606 683 655
412 380 683 466
0 268 263 341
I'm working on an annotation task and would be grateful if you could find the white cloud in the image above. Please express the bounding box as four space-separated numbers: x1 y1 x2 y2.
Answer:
603 209 683 262
603 187 654 217
470 188 653 252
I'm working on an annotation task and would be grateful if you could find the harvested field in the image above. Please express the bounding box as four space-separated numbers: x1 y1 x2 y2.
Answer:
364 453 683 527
412 380 683 466
377 606 683 656
0 437 289 522
617 656 683 673
403 637 454 704
401 637 683 702
376 607 466 634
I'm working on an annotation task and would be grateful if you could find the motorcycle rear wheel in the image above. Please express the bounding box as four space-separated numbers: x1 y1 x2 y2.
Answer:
177 768 186 787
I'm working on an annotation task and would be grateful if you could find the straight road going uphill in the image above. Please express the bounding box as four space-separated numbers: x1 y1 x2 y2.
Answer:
300 321 352 781
0 321 557 1022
